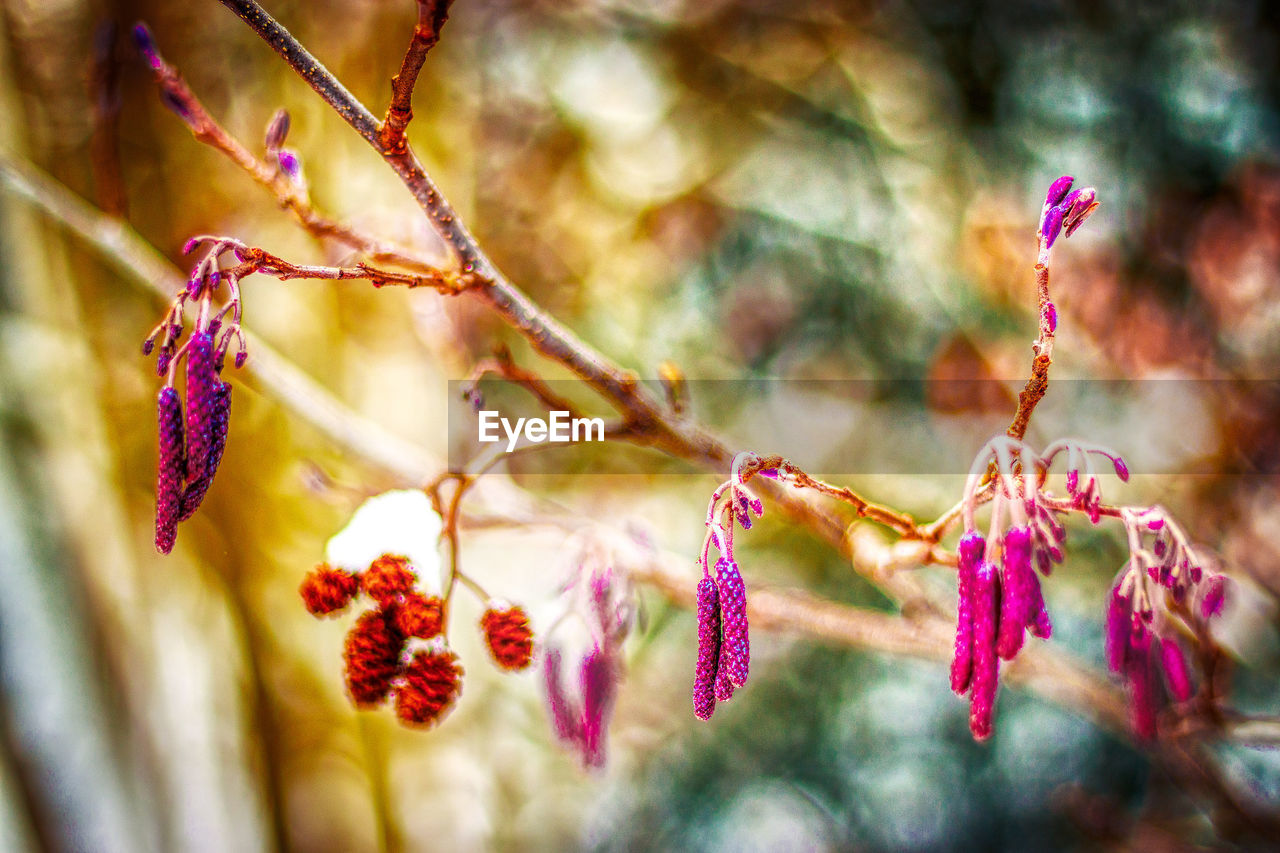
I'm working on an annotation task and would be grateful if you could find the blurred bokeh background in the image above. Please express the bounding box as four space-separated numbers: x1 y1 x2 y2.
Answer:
3 0 1280 850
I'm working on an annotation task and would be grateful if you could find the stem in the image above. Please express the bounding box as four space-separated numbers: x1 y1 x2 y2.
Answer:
380 0 454 154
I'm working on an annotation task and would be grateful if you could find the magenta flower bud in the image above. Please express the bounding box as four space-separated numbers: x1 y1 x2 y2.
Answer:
714 558 749 689
1146 517 1165 531
1112 457 1130 482
155 386 186 554
1044 175 1074 208
693 576 721 720
1201 575 1226 619
1043 205 1065 248
1153 538 1167 559
997 526 1034 660
950 549 977 695
758 468 779 479
1044 302 1058 334
579 646 618 768
184 331 217 486
1159 637 1194 702
179 382 231 521
542 648 583 745
132 23 162 70
1188 564 1203 584
1035 549 1051 577
142 338 156 356
968 560 1001 740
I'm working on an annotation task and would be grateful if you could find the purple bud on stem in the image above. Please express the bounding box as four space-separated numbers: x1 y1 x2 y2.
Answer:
1044 175 1074 208
1043 205 1065 249
132 23 162 70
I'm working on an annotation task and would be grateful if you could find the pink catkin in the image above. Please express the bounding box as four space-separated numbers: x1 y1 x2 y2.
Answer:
950 531 984 694
714 558 749 689
969 560 1001 740
154 386 185 554
997 527 1033 660
542 648 583 745
693 576 721 720
579 646 618 768
1159 637 1194 702
1105 586 1130 674
1126 631 1158 740
184 331 217 482
179 380 231 521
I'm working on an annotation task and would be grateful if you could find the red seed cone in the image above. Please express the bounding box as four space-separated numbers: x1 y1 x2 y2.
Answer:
395 648 463 727
480 605 534 671
393 592 445 639
299 564 360 616
363 554 416 605
343 609 405 707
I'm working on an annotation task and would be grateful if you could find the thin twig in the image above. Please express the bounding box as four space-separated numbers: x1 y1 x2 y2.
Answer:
380 0 454 154
133 24 440 272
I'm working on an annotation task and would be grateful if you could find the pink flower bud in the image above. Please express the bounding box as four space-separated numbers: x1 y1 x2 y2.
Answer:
1112 457 1129 482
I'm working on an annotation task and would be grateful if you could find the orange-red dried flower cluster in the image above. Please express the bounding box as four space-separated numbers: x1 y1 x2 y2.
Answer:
300 554 534 730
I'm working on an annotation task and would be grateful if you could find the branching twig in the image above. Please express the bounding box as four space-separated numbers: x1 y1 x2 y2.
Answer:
133 24 440 272
380 0 454 154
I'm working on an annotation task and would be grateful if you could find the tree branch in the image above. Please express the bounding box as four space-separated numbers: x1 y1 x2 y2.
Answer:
380 0 454 154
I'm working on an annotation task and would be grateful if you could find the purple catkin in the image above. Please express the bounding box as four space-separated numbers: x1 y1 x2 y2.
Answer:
693 577 722 720
950 531 984 695
1201 575 1226 619
1027 572 1053 640
1044 175 1074 208
715 558 749 688
1159 637 1194 702
997 526 1034 660
1126 632 1158 740
1043 205 1065 248
579 646 617 768
1105 587 1130 674
969 560 1001 740
542 648 583 746
155 386 185 554
185 331 217 481
178 381 231 521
